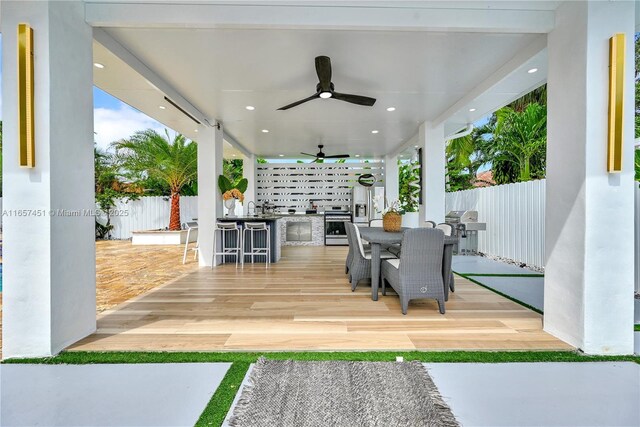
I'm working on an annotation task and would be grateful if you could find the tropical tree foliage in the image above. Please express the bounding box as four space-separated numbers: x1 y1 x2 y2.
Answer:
94 147 140 239
398 158 421 212
224 159 243 184
492 103 547 182
112 130 197 231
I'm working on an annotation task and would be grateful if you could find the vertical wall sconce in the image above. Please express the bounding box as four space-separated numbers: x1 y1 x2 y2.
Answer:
607 33 625 173
18 23 35 168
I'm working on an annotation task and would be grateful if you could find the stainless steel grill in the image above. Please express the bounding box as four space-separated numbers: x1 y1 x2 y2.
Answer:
445 210 486 255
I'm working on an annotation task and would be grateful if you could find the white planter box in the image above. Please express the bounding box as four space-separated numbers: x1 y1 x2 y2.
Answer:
402 212 420 228
131 229 198 245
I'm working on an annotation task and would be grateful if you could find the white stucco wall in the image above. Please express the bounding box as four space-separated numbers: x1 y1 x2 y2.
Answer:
545 0 636 354
2 1 96 358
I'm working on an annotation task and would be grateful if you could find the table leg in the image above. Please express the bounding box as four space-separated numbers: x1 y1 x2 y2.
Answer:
371 242 381 301
442 244 454 301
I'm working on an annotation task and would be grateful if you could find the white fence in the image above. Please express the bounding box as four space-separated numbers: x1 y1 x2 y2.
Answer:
107 196 198 239
446 180 547 269
636 184 640 292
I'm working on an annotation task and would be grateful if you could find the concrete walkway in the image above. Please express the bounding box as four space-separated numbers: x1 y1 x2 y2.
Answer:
0 363 230 426
429 362 640 426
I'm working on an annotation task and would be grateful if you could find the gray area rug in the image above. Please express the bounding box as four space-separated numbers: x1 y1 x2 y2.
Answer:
229 358 459 427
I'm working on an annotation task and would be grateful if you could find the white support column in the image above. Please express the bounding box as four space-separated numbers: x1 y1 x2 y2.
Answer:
419 122 446 224
384 154 399 205
242 153 257 215
545 1 635 354
2 1 96 358
197 124 224 267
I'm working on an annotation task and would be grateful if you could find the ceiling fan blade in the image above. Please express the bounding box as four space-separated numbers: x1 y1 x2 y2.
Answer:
324 154 350 158
332 92 376 107
300 152 317 157
278 93 320 110
315 56 332 91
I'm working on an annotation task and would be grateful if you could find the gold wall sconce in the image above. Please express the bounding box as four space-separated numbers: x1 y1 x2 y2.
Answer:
607 33 625 173
18 23 35 168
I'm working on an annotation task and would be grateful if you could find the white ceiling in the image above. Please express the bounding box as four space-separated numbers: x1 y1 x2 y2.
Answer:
93 17 549 157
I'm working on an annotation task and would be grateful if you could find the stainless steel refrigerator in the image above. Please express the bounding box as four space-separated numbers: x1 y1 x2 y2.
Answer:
351 184 385 224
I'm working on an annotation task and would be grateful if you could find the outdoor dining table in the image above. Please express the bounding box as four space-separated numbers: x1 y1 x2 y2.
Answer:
358 227 459 302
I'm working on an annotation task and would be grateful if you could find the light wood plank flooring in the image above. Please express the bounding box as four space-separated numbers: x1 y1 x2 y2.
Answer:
69 246 572 352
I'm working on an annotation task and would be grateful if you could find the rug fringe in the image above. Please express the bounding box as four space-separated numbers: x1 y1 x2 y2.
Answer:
419 362 460 427
227 357 267 427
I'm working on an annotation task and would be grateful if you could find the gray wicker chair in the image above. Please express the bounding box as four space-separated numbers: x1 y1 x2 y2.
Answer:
436 222 454 236
345 223 370 277
381 228 446 315
425 221 436 228
347 223 394 291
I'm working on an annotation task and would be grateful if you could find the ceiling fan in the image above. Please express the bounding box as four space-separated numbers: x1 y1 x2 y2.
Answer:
301 144 349 161
277 56 377 111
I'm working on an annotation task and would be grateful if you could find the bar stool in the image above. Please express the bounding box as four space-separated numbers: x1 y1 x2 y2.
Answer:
242 222 271 268
212 222 242 268
182 221 199 264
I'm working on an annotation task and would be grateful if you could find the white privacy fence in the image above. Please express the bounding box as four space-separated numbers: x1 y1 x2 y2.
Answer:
636 184 640 293
107 196 198 239
447 181 640 292
446 180 547 268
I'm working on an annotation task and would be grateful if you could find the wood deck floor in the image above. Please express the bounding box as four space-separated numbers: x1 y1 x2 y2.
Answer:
69 246 572 352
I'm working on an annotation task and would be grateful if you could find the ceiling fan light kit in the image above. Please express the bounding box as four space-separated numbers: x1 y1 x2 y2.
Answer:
278 56 377 110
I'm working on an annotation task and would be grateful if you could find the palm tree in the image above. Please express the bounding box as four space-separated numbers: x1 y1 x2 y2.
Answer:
445 124 494 189
113 129 197 231
635 148 640 181
493 103 547 182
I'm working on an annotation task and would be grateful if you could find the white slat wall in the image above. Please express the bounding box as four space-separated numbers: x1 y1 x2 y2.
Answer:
257 162 384 210
446 180 546 269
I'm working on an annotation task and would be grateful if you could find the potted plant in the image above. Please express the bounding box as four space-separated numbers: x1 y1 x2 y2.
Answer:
218 175 248 217
382 200 403 232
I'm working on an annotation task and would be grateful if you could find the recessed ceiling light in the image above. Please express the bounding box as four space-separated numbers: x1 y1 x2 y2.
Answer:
355 155 360 158
159 106 166 110
279 154 284 157
469 108 476 112
414 145 419 148
262 129 269 133
245 106 255 111
194 129 198 132
93 62 104 69
528 68 538 74
386 107 396 112
232 154 236 157
371 130 379 134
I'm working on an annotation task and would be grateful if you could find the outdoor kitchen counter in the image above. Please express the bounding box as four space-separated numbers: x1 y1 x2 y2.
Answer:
217 217 283 262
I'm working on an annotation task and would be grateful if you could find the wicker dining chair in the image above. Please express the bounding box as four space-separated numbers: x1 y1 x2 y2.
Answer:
345 223 370 278
424 221 436 228
381 228 446 315
436 222 454 236
347 223 394 291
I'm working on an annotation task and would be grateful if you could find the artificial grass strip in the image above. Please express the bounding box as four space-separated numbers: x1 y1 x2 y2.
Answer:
5 350 640 365
195 362 250 427
457 272 544 278
635 324 640 332
457 273 543 315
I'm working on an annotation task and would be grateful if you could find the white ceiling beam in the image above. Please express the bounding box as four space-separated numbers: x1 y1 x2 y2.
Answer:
223 130 253 158
431 34 547 127
86 2 554 33
93 28 212 127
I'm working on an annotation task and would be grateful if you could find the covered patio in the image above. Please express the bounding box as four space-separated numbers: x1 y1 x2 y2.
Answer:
2 0 637 359
69 245 569 352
